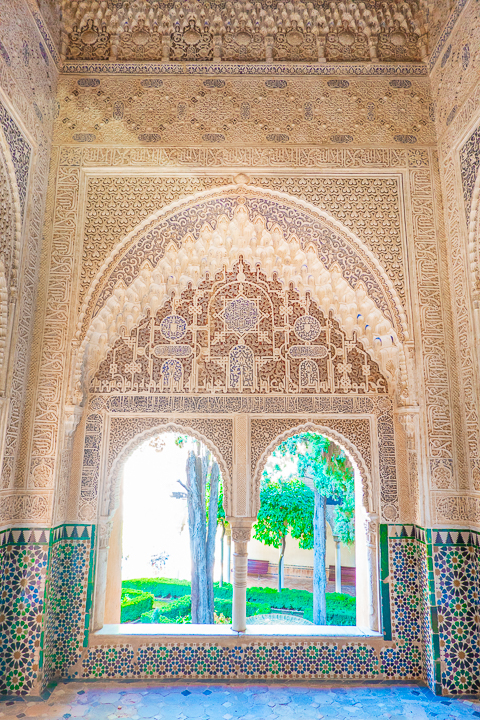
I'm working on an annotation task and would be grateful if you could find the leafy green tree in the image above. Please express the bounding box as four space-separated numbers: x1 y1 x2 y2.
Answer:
277 433 355 545
253 479 314 590
260 433 354 623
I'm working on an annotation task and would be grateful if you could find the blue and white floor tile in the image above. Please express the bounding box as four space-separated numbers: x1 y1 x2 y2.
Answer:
0 683 479 720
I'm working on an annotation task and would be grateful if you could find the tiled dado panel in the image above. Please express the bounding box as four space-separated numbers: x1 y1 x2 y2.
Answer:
42 525 95 685
3 523 478 695
67 527 425 682
433 529 480 695
0 528 49 696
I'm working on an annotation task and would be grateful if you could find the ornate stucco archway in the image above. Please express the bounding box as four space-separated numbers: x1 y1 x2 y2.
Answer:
71 184 405 635
250 420 380 631
94 419 233 631
71 186 412 407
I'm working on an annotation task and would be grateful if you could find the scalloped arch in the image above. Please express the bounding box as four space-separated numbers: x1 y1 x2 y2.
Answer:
251 421 373 517
104 421 232 523
74 186 410 399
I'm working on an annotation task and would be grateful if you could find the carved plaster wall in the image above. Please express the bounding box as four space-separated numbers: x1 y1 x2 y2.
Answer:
0 0 57 522
430 0 480 526
60 0 431 64
78 190 405 402
31 144 456 533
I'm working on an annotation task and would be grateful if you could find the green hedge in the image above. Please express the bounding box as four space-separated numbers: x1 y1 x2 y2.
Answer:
214 598 271 618
125 578 356 625
120 588 154 623
140 609 171 623
247 587 311 611
123 577 191 598
140 595 271 623
155 595 192 620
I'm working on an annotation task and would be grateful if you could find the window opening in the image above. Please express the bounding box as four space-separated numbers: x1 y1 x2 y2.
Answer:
119 432 232 626
247 432 356 627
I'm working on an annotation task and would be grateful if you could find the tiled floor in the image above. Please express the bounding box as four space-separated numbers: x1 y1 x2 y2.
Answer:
1 683 478 719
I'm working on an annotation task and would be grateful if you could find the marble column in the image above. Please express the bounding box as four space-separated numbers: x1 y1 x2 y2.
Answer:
93 516 113 631
228 517 255 632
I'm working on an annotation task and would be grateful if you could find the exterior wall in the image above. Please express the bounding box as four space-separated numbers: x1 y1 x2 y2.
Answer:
247 528 356 571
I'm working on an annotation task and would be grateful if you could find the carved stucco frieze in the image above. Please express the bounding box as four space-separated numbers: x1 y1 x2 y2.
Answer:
54 75 435 149
76 188 408 409
429 0 480 523
0 3 57 521
79 174 407 315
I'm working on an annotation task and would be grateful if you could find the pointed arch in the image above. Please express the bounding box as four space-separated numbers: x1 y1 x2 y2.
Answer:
73 186 411 399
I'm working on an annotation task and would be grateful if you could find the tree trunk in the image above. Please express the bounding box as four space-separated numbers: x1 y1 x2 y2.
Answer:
334 536 342 594
186 449 209 623
219 520 225 588
227 533 231 583
313 488 327 624
206 461 220 622
278 534 286 592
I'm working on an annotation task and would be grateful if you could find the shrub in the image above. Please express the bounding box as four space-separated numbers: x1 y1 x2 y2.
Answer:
155 595 192 620
120 588 154 623
212 582 233 599
140 609 171 623
139 595 270 623
247 586 312 611
122 577 191 599
124 578 356 626
214 598 271 618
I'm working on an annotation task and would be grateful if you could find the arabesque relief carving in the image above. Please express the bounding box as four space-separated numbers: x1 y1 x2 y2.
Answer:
92 257 389 397
76 190 408 406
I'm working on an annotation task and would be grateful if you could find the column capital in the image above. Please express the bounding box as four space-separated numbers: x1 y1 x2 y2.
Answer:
227 516 255 543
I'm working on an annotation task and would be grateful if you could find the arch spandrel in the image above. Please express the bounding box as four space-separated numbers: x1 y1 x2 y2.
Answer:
73 186 412 401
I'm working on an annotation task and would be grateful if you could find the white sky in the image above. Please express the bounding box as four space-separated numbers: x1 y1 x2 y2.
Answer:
122 434 193 581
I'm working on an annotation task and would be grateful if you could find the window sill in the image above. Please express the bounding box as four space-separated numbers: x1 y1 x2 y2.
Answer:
95 623 382 639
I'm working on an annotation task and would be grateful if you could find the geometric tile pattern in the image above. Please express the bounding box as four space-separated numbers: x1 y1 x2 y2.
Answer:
1 523 479 696
81 642 383 680
43 526 94 685
434 540 480 694
0 530 49 696
378 535 422 681
417 539 440 693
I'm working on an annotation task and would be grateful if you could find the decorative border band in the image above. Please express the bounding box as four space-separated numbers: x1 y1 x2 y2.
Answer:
61 61 428 77
428 0 469 71
0 526 50 546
